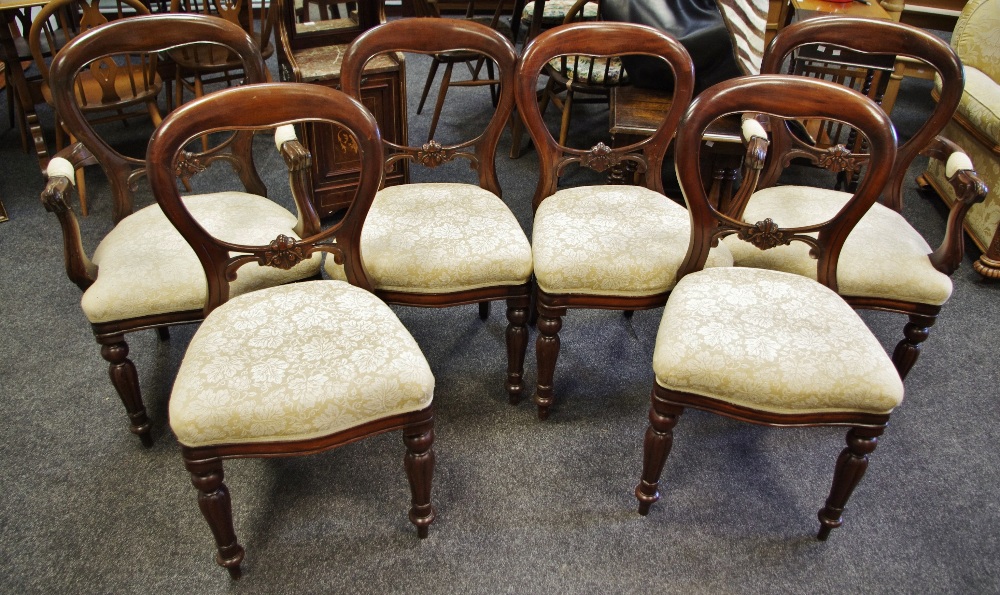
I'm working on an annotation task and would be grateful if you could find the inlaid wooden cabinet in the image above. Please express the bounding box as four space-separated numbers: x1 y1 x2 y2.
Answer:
275 0 408 218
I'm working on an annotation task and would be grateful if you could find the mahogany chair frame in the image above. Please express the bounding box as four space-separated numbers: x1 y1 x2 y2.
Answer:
40 14 289 447
340 18 532 404
146 82 434 578
754 17 988 380
635 75 900 539
515 22 695 419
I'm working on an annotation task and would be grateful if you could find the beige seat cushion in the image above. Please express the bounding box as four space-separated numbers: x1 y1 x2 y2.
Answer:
722 186 953 305
653 267 904 415
324 183 533 293
81 192 321 324
532 185 734 297
169 280 435 448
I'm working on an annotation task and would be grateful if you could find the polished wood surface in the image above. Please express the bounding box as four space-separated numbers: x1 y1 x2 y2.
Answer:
0 0 52 176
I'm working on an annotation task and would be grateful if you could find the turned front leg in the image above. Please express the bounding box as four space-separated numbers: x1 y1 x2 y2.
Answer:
817 426 884 540
891 314 936 381
187 458 244 579
403 420 436 538
505 300 529 405
636 389 683 515
99 335 152 447
533 303 564 420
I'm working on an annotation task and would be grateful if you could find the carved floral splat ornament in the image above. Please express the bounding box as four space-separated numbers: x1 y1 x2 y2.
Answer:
261 234 308 269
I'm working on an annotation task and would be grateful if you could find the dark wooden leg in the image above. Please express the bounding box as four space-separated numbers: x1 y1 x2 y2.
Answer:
427 62 454 142
505 300 529 405
479 301 490 321
99 335 152 447
187 457 244 579
891 314 936 381
156 326 170 341
417 58 441 115
402 419 436 538
635 388 683 515
533 302 564 420
817 426 884 540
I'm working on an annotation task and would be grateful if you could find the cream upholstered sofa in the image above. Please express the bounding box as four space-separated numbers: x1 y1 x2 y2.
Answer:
921 0 1000 278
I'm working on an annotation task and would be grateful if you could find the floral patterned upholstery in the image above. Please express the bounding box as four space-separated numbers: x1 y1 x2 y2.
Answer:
722 186 953 305
548 55 627 85
532 185 733 296
169 281 435 448
323 183 533 293
522 0 598 26
81 192 322 324
653 267 904 415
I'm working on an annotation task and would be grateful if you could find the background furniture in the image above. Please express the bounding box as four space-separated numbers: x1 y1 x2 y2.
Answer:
274 0 407 218
147 82 435 580
919 0 1000 278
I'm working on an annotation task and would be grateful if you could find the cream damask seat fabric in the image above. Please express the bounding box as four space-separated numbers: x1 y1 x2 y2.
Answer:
723 187 953 306
515 22 703 419
170 281 434 448
532 185 732 296
147 82 437 578
653 267 903 416
634 74 906 540
324 183 532 294
340 19 533 405
82 193 321 323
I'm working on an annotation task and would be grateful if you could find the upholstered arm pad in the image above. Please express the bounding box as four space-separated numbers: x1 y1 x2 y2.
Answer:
921 135 990 274
39 146 99 290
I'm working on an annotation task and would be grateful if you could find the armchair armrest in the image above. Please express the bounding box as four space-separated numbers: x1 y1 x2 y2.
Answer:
39 143 99 291
275 124 321 238
922 136 989 275
724 115 770 218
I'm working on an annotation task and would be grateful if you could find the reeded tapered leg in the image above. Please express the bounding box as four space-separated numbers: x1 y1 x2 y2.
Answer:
479 301 490 321
403 420 436 538
505 300 529 405
99 335 152 447
636 389 684 515
891 314 936 381
156 326 170 341
533 302 564 420
817 426 884 540
188 459 244 579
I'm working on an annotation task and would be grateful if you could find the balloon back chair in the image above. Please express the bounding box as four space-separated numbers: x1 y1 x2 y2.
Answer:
40 14 323 447
515 21 736 419
146 82 435 579
732 16 988 381
334 18 534 405
635 74 904 539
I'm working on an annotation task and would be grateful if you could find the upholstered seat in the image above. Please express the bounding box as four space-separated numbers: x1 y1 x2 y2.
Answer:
547 55 627 85
82 193 321 323
324 182 532 294
533 186 732 296
170 281 435 448
653 267 904 416
723 188 953 306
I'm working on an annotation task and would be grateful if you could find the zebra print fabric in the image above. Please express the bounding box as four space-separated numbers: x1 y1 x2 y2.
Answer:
715 0 769 75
